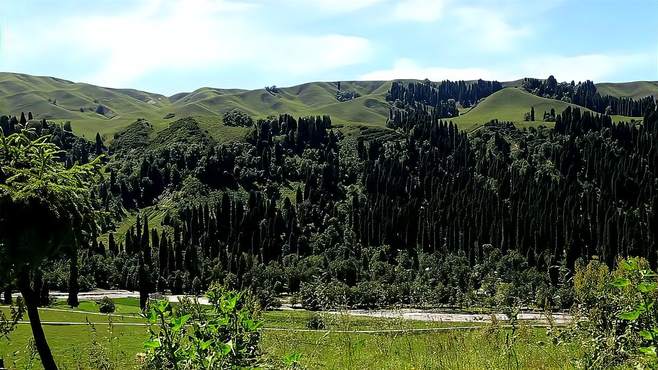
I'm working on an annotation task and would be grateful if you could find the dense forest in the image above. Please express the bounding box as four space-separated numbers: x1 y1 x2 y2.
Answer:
386 79 503 129
522 75 656 116
1 79 657 313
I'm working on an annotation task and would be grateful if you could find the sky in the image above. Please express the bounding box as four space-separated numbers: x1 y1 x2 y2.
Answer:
1 0 657 95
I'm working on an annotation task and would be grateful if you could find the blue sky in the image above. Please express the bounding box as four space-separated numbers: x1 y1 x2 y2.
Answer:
1 0 656 95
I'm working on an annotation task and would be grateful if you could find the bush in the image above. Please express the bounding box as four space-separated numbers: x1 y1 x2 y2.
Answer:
306 314 326 330
336 90 360 102
97 296 115 314
564 257 658 368
223 109 254 127
143 284 262 369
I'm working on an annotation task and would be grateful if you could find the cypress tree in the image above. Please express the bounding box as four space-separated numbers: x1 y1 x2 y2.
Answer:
138 255 149 311
158 232 168 278
108 233 117 255
95 133 104 155
142 216 151 265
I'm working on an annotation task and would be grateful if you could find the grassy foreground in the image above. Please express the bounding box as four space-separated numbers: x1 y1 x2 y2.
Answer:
0 299 578 369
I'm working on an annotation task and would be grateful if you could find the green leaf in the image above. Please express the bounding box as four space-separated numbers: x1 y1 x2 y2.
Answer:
179 314 191 326
283 352 302 365
200 339 213 351
619 310 641 321
621 258 638 271
222 294 238 312
638 282 657 293
158 300 170 312
170 314 191 332
639 330 653 340
611 277 630 288
639 346 657 357
143 339 161 349
218 341 231 357
147 310 158 324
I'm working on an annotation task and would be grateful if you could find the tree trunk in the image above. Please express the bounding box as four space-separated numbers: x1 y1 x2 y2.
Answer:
67 248 79 307
17 271 58 370
2 286 11 305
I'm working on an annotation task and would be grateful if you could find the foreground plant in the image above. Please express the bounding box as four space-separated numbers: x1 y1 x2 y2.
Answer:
0 128 101 369
142 284 263 369
566 257 658 369
0 299 25 368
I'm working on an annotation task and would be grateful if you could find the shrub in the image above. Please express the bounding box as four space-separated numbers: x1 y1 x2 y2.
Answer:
564 257 658 368
97 297 115 314
306 314 326 330
223 109 253 127
143 284 263 369
336 90 360 102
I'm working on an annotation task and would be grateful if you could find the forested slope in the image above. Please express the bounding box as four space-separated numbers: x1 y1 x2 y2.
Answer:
4 86 655 311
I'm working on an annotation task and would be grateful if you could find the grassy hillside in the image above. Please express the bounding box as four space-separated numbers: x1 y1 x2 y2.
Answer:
596 81 658 98
0 72 650 141
450 87 638 131
169 80 391 126
451 88 575 130
0 73 392 141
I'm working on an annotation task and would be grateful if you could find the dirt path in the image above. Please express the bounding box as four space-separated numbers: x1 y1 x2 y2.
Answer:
325 308 571 324
12 290 572 324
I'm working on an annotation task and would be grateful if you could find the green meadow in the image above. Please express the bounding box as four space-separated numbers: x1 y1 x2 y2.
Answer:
0 299 578 369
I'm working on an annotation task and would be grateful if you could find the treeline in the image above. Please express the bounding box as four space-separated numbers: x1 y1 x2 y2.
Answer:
0 113 102 165
522 76 656 116
387 79 503 109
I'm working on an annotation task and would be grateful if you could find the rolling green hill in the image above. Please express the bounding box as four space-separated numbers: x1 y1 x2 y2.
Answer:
0 72 393 141
0 72 649 142
596 81 658 98
452 87 639 131
452 87 581 130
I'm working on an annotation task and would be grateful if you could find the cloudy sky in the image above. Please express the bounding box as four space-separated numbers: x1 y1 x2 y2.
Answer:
1 0 656 95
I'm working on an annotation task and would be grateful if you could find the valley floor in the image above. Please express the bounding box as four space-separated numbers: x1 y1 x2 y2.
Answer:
0 297 578 369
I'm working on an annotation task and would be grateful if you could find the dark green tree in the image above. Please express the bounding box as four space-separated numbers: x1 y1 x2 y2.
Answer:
0 129 101 370
94 132 104 155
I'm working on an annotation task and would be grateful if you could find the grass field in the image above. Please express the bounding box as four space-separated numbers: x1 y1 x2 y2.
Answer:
0 299 578 369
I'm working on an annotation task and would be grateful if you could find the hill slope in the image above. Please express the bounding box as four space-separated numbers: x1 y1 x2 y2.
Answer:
451 88 580 130
596 81 658 99
0 73 392 140
451 87 638 131
0 72 650 140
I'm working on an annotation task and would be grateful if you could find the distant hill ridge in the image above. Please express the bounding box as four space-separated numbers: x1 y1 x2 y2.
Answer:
1 72 655 140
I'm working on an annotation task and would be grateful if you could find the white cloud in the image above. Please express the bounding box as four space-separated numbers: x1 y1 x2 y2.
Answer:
453 7 530 51
5 0 373 88
360 58 508 81
392 0 448 22
68 0 253 87
264 35 373 75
